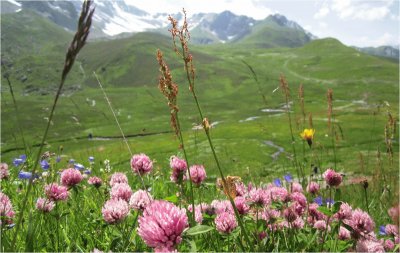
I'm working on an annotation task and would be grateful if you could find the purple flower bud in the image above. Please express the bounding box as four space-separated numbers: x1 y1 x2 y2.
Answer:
314 196 323 206
41 160 50 170
18 171 32 179
74 163 85 170
284 173 293 183
274 178 282 187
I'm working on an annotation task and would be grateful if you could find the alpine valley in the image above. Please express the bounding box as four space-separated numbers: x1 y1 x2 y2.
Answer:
1 0 398 179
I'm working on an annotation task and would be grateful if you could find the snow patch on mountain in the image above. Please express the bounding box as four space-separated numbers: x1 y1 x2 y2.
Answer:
102 2 157 35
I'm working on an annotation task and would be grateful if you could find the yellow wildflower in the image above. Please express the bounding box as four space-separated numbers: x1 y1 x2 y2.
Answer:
301 128 315 147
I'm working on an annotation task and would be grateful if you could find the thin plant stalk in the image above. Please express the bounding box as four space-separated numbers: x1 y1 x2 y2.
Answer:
122 211 139 251
167 10 253 250
365 106 380 173
299 84 307 178
242 60 267 106
327 89 337 169
186 37 256 253
11 1 94 249
4 74 29 155
156 49 195 223
321 187 333 251
280 75 303 181
363 181 370 214
175 114 196 223
384 110 395 170
93 72 148 193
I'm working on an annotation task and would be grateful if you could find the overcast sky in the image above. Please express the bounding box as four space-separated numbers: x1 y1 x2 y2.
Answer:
126 0 399 48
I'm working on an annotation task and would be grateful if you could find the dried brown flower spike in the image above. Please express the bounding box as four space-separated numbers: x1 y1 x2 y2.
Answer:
157 49 180 136
62 0 95 81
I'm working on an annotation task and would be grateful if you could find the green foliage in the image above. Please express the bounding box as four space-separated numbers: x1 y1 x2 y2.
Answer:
184 225 214 236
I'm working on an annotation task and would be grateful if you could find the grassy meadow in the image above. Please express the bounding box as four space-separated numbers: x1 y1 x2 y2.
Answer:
2 34 398 179
1 3 399 252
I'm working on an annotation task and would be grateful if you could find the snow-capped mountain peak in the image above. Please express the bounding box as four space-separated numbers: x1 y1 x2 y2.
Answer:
11 0 314 45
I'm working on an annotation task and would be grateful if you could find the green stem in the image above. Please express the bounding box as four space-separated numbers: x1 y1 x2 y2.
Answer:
11 73 68 250
364 187 370 214
321 188 333 251
334 220 341 252
256 208 259 243
284 92 303 182
122 211 139 251
175 113 196 224
56 202 60 251
177 40 253 251
4 75 30 155
10 0 94 244
236 234 245 252
204 129 253 250
365 111 378 172
331 132 337 170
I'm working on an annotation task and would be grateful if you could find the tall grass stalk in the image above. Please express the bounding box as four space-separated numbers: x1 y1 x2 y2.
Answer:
10 1 94 249
327 88 337 169
298 84 307 181
175 114 196 222
384 110 395 169
279 75 303 181
298 84 306 126
156 49 195 223
3 74 29 155
363 180 370 213
242 60 267 106
167 10 253 250
364 105 380 173
93 72 148 192
376 149 387 187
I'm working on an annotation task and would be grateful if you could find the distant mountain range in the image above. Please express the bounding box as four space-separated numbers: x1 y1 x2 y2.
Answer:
2 0 398 59
353 46 399 61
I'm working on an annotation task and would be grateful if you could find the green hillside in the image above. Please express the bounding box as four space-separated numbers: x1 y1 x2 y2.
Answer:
286 38 398 100
1 12 398 180
237 16 311 48
1 10 83 93
1 10 72 57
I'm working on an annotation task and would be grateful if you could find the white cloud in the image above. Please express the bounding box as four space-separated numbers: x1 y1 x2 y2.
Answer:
304 25 312 31
331 0 354 19
314 6 330 19
375 33 397 46
353 5 390 20
390 14 400 21
331 0 392 20
358 32 399 47
319 22 328 28
125 0 273 20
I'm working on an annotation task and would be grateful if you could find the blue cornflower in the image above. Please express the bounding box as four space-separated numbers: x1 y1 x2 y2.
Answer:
13 158 24 167
41 160 50 170
56 156 61 163
13 154 26 167
74 163 85 170
274 178 282 187
69 159 75 164
18 171 32 179
325 198 335 207
89 156 95 162
83 169 91 175
314 196 323 206
284 173 293 183
379 225 386 235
